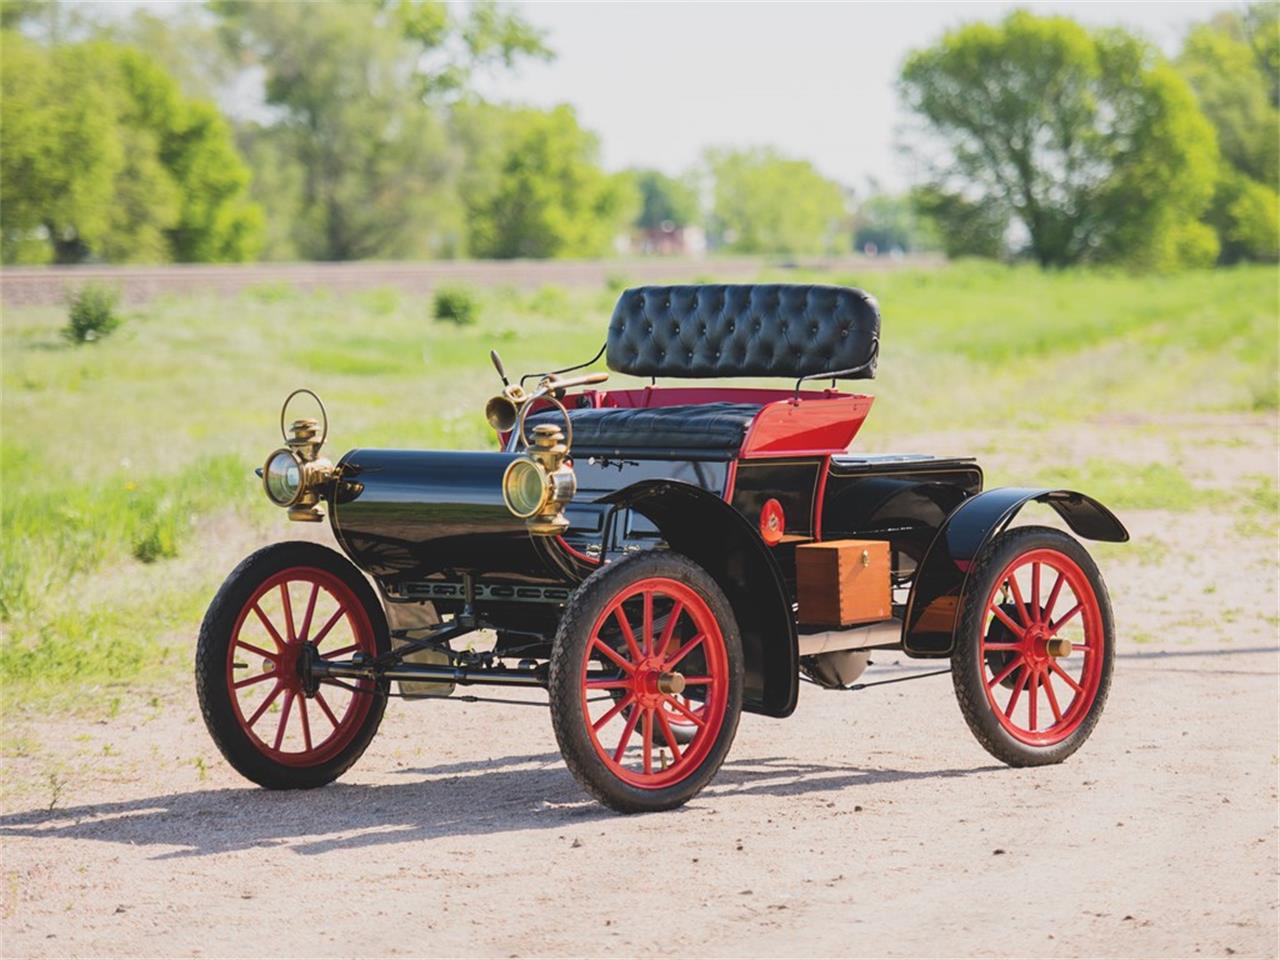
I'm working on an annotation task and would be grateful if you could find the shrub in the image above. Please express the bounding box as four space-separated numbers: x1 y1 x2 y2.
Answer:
63 285 123 343
432 284 479 325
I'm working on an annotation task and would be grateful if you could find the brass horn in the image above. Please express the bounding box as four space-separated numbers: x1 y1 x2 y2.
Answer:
485 393 520 432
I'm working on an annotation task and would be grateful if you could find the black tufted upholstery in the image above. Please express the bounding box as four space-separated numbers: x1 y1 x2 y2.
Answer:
525 402 761 457
606 284 879 380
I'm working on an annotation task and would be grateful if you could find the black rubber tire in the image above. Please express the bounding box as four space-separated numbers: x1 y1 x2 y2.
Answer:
548 551 744 813
195 541 390 789
951 526 1115 767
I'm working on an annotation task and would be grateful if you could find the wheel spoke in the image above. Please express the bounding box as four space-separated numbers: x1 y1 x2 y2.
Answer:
310 607 346 647
280 583 297 643
245 682 283 727
298 696 313 751
314 690 341 728
298 582 320 643
233 671 277 690
642 590 654 657
987 657 1023 689
612 705 641 762
585 679 632 690
664 633 705 670
1043 571 1066 623
591 638 635 674
681 675 715 686
642 708 654 775
252 604 288 651
235 640 277 662
989 605 1023 634
1071 643 1092 653
663 695 706 727
1043 669 1063 722
982 641 1021 652
657 600 684 659
1048 659 1083 693
655 710 683 763
1031 563 1041 617
613 607 642 663
273 690 295 750
323 644 359 660
1007 575 1031 627
1004 667 1028 719
1028 669 1039 731
1050 602 1083 633
592 694 634 732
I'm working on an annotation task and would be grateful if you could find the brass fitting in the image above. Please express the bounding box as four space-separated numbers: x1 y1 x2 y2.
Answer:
262 391 334 522
525 423 577 536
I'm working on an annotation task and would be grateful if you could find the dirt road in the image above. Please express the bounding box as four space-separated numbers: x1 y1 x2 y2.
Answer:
2 417 1277 958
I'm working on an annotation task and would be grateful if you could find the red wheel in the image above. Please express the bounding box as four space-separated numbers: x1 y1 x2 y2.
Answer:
549 551 743 813
197 542 389 789
952 527 1114 767
225 567 378 766
581 577 730 789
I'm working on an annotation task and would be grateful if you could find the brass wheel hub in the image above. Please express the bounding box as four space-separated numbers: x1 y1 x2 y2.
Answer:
1045 636 1073 659
657 671 686 696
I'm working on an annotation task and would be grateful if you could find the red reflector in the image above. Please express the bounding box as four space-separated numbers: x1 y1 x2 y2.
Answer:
760 498 785 546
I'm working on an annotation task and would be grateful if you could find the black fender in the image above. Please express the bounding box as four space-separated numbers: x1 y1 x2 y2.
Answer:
598 480 799 718
902 488 1128 658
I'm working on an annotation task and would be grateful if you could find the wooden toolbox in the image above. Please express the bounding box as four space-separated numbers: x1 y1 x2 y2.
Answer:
795 539 891 627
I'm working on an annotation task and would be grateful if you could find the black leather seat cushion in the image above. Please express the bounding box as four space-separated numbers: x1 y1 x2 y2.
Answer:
607 284 879 380
525 402 761 457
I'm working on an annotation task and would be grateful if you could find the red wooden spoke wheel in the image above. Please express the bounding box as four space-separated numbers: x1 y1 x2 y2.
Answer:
549 551 743 813
225 567 379 766
197 542 389 789
978 549 1104 746
581 576 730 789
951 526 1114 768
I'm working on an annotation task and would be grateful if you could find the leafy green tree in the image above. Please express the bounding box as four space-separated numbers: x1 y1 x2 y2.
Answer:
899 11 1220 269
852 189 938 253
1 31 121 263
908 187 1005 259
458 103 638 258
212 0 549 260
705 147 847 255
0 31 261 263
632 169 700 231
1178 4 1279 263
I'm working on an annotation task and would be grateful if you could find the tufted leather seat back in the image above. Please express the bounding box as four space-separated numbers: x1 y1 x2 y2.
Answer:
606 284 879 380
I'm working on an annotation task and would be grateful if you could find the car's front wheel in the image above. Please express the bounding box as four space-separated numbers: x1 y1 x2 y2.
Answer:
195 541 389 789
548 551 743 813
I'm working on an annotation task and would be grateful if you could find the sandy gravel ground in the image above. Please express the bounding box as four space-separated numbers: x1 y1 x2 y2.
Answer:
2 417 1277 959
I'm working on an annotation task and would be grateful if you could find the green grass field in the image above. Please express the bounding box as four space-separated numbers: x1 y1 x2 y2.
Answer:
2 262 1276 712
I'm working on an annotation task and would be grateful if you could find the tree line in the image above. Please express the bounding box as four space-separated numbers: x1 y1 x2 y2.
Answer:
1 1 1275 268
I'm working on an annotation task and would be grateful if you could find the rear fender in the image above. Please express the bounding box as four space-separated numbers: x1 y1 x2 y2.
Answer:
598 480 798 718
902 488 1128 658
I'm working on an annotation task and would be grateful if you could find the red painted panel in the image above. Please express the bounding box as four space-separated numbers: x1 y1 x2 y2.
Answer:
740 395 873 458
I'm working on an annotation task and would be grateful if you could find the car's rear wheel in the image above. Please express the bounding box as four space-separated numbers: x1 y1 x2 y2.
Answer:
196 542 389 789
548 551 743 813
951 526 1114 767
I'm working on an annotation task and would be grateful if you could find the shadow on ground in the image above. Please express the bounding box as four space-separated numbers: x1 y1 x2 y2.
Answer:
0 755 994 858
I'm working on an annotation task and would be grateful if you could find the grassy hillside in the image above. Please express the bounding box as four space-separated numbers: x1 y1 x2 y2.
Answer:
1 262 1276 708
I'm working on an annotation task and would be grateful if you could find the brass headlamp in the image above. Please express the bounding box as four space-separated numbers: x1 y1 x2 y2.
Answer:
261 389 334 522
488 358 607 536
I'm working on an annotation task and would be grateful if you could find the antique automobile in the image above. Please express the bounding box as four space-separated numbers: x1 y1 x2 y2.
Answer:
195 284 1127 813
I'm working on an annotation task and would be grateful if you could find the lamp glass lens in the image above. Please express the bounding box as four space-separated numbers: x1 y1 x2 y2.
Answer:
504 459 547 517
265 451 302 505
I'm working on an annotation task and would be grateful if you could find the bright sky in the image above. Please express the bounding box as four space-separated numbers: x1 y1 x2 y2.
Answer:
474 1 1232 190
